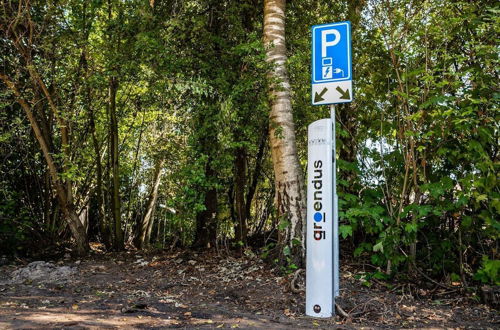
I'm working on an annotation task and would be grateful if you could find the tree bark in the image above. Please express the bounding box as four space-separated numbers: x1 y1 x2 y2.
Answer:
108 77 124 250
135 159 164 249
83 56 110 248
245 128 267 222
263 0 306 264
234 147 248 253
125 107 147 239
193 158 218 249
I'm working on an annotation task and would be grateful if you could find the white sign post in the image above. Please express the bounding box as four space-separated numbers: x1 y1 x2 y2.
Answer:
307 21 352 318
306 119 334 317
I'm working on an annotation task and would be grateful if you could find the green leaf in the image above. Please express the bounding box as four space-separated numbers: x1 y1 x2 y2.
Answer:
373 241 384 253
283 245 291 257
339 225 353 239
278 219 290 231
476 194 488 202
405 223 418 233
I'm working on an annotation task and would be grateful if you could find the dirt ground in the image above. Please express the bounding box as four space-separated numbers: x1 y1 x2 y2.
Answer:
0 248 498 329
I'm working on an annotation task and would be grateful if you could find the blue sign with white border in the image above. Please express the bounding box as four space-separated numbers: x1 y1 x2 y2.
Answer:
311 21 353 105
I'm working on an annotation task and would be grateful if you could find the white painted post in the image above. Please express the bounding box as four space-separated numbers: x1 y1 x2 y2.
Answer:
306 118 334 317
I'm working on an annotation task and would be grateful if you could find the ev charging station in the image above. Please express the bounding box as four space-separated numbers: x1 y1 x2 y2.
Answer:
306 21 352 318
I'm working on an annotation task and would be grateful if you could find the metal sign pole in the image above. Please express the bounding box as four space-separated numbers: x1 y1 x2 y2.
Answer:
331 105 339 299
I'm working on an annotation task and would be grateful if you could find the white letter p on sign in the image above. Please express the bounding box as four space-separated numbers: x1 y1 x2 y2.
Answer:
321 29 340 57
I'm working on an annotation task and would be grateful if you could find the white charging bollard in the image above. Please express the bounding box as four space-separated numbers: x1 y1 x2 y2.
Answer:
306 118 334 318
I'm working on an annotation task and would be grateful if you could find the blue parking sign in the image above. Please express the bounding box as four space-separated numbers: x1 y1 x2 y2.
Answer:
311 21 353 105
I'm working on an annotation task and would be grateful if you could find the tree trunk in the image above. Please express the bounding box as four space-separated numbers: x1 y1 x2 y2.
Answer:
84 65 110 248
193 159 218 249
108 77 124 250
234 147 248 253
80 46 109 247
135 159 164 249
245 128 267 222
263 0 306 264
61 120 72 205
0 74 89 255
125 107 147 239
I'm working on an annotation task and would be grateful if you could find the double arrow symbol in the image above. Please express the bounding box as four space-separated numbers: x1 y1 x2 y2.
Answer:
314 86 350 103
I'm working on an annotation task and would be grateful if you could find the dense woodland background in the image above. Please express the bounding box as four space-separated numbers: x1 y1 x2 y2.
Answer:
0 0 498 288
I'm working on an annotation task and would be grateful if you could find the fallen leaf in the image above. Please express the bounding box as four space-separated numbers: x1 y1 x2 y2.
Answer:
175 302 188 308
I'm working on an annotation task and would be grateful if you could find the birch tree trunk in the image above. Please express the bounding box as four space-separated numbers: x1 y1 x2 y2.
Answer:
263 0 306 263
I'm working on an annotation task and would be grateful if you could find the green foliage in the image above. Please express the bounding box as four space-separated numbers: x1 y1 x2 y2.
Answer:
260 243 275 260
0 0 497 284
322 0 500 284
474 256 500 285
0 192 34 254
339 225 352 239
